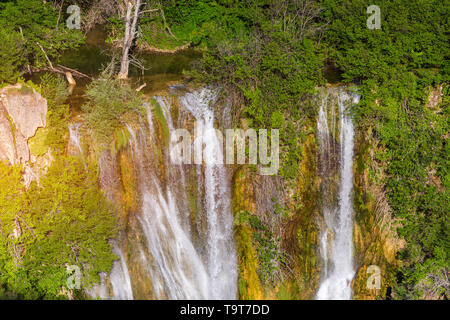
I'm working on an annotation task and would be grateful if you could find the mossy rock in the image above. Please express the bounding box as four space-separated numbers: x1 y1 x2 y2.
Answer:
150 98 170 147
232 165 256 216
282 133 321 299
351 133 400 299
114 128 131 154
29 127 49 157
235 223 264 300
119 148 138 217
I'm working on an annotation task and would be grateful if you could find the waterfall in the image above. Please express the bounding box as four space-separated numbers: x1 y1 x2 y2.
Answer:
316 88 360 300
179 88 238 299
109 244 134 300
68 123 83 155
88 243 134 300
92 88 237 300
126 116 210 299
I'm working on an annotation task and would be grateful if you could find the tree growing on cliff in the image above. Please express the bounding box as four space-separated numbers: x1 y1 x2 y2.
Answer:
0 29 25 83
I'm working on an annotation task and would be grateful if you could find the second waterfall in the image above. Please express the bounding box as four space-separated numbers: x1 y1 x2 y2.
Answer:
316 87 360 300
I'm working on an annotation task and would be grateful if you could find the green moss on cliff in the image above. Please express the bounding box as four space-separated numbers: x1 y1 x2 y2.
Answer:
231 130 323 300
284 133 321 299
0 157 117 299
234 214 264 300
29 127 49 157
150 98 170 147
352 133 400 300
118 148 137 219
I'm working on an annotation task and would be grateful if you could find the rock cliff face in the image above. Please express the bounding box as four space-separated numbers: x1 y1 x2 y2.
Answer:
0 80 397 300
0 106 15 163
0 83 47 164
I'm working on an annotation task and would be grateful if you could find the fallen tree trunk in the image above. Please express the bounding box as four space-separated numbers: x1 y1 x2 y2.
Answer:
57 64 90 79
35 41 91 80
31 65 91 80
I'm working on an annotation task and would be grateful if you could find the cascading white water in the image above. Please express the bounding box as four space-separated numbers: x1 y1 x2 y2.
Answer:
88 243 134 300
179 88 238 299
138 187 211 299
126 120 211 300
316 88 360 300
109 244 134 300
68 123 83 155
96 89 237 300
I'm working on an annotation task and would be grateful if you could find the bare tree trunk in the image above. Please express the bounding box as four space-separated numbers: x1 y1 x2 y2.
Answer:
118 0 142 79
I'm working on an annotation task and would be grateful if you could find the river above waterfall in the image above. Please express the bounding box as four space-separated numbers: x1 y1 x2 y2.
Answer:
30 25 201 111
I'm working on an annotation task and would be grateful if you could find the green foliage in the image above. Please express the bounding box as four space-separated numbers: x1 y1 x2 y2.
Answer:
323 0 448 85
0 157 117 299
107 14 188 51
82 78 143 144
0 0 84 83
162 0 251 47
107 0 251 50
395 247 449 299
0 29 26 83
39 73 70 154
183 0 324 179
234 210 286 285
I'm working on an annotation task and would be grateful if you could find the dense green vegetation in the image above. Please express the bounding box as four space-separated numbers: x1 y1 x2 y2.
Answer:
320 0 448 299
0 158 117 299
37 74 71 154
0 0 84 82
234 210 286 285
179 0 325 179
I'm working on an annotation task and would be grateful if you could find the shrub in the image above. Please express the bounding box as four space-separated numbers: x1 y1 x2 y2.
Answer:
82 78 143 144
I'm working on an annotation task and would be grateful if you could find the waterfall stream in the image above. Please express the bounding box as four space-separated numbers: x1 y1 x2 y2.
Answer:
91 88 237 300
179 88 238 299
129 117 211 300
109 244 134 300
68 123 83 155
316 88 360 300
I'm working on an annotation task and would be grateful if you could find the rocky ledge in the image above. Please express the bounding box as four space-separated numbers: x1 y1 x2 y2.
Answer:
0 83 47 164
